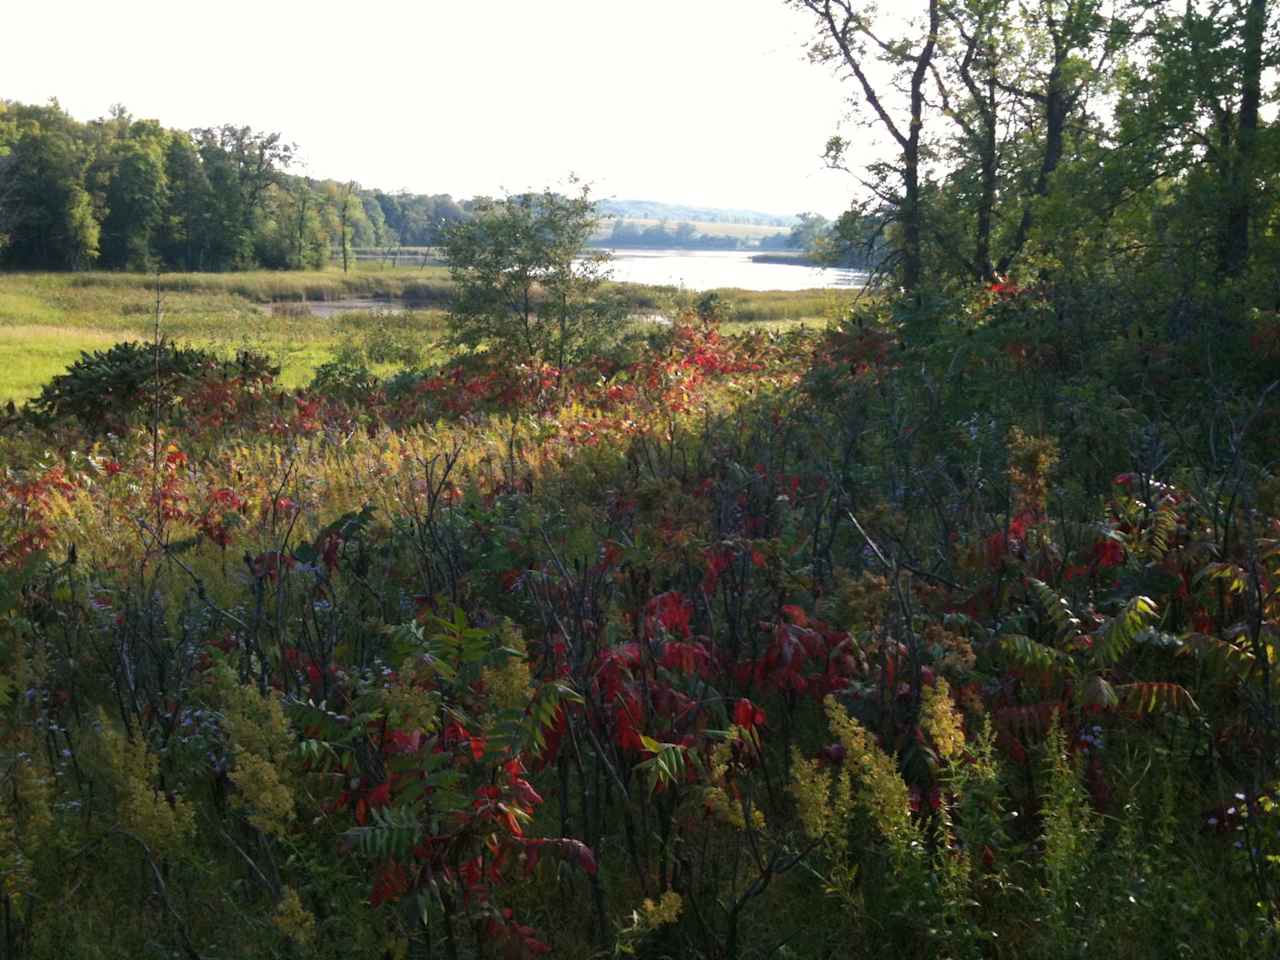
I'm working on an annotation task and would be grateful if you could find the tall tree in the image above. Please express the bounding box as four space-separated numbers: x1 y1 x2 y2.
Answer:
932 0 1014 281
361 194 390 249
157 132 212 269
994 0 1123 272
290 179 329 269
99 120 169 269
1109 0 1277 286
0 102 17 255
1215 0 1272 277
790 0 941 294
334 181 359 273
788 211 832 252
2 101 100 269
192 125 293 269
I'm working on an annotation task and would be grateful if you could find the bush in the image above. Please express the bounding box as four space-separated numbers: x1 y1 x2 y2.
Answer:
25 340 278 431
309 355 381 403
334 310 427 368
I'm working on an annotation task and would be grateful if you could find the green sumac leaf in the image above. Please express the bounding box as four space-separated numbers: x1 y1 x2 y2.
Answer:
1092 595 1157 668
999 634 1067 673
1028 578 1081 640
1115 681 1199 716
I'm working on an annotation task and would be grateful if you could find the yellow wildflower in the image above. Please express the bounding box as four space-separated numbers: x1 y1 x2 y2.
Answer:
641 890 683 927
480 621 533 712
273 886 316 944
99 717 194 854
823 696 915 845
920 678 967 761
231 752 295 838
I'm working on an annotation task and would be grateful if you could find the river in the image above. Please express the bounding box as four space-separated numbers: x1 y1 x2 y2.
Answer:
282 249 864 318
602 248 865 291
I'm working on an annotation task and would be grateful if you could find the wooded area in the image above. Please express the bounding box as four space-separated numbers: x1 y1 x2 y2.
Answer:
0 101 468 271
792 0 1277 301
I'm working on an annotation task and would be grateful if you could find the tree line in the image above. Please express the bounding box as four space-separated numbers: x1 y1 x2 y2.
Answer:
597 217 791 251
595 212 884 269
0 98 880 275
596 197 795 227
0 99 469 272
789 0 1278 302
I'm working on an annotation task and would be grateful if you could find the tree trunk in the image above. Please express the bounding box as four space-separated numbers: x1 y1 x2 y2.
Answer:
800 0 938 296
902 0 940 296
999 59 1068 274
902 159 922 293
1220 0 1267 278
974 77 998 281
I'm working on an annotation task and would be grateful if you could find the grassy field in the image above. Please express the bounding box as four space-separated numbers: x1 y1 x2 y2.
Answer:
0 269 454 401
0 266 848 402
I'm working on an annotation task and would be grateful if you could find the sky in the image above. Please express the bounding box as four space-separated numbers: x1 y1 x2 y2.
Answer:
3 0 861 218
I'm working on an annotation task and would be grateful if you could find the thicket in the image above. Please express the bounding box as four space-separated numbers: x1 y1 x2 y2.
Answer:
0 264 1277 956
25 341 279 432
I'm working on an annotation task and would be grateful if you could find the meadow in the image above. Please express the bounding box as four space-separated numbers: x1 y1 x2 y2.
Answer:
0 268 841 402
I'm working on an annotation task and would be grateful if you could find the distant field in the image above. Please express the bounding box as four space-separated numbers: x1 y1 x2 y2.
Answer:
0 266 842 403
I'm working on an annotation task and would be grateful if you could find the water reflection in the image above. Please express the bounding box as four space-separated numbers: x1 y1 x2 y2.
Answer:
600 248 865 292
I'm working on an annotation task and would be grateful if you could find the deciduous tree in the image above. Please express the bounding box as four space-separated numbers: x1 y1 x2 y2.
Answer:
789 0 941 294
99 120 169 269
443 180 620 374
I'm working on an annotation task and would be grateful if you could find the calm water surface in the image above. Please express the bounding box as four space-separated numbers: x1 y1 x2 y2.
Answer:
603 248 865 291
276 250 865 317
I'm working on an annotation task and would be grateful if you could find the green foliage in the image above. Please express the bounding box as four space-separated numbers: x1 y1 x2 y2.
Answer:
1029 576 1083 641
790 0 1278 300
0 99 473 274
1 4 1279 953
25 338 277 430
1093 594 1158 668
443 180 623 367
1000 632 1068 672
98 120 169 270
1038 718 1099 945
309 353 381 403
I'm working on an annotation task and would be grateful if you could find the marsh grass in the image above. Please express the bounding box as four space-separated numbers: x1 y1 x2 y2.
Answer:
0 266 845 401
0 267 460 400
612 280 861 328
52 264 455 303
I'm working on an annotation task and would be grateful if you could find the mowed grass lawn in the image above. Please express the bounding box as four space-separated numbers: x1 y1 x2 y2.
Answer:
0 266 847 403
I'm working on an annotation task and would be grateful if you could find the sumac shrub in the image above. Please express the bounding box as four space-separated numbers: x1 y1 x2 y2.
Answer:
26 340 278 432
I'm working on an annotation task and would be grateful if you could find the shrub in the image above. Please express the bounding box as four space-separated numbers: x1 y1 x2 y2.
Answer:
25 340 278 432
309 353 381 403
443 180 623 369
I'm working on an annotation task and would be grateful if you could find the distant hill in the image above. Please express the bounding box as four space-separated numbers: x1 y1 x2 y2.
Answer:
597 199 797 228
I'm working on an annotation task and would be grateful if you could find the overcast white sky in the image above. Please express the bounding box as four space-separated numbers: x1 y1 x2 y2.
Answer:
3 0 861 217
